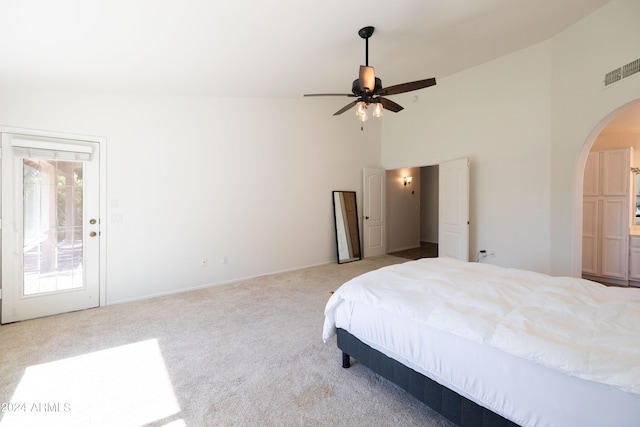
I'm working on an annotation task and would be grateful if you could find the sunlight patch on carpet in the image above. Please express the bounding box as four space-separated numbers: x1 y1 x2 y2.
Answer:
2 339 182 426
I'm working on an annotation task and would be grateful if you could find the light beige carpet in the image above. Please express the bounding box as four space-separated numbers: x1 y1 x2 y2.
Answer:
0 255 453 427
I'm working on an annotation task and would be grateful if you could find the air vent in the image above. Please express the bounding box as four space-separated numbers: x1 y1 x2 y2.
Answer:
605 68 622 86
622 58 640 78
604 57 640 87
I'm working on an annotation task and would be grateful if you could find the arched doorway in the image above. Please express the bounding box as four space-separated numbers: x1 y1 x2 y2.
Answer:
573 99 640 278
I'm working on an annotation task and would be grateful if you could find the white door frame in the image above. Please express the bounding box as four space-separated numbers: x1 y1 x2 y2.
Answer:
0 126 107 320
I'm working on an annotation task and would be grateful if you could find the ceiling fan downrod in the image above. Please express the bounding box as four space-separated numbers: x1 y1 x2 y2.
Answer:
358 26 374 66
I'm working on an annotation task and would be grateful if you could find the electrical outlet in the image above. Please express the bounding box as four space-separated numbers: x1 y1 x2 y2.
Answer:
201 258 208 267
478 249 496 262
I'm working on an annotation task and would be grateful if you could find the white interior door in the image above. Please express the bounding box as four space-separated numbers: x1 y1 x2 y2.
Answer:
1 133 101 323
363 168 386 257
438 158 469 261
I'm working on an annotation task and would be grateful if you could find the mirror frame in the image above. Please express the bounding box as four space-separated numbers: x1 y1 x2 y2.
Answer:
332 191 362 264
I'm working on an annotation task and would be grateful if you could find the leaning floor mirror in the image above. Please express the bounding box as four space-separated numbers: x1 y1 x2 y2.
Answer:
332 191 362 264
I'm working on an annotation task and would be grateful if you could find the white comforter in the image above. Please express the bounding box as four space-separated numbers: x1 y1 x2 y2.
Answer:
323 257 640 396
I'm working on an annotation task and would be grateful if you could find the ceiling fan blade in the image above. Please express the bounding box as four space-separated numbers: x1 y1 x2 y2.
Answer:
378 97 404 113
333 100 358 116
304 93 356 97
379 77 436 96
359 66 375 92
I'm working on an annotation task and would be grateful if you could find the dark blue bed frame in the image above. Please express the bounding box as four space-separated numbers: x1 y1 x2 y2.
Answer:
337 328 520 427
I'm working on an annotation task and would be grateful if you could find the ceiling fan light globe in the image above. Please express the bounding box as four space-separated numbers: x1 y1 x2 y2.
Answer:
373 103 383 118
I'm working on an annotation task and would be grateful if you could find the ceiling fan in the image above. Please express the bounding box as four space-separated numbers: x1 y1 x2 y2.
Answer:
304 26 436 121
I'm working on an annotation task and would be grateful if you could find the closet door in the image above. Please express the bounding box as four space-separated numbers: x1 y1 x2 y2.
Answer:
583 152 599 197
582 198 598 275
582 148 630 283
600 149 629 280
600 198 628 279
582 153 599 275
601 149 629 196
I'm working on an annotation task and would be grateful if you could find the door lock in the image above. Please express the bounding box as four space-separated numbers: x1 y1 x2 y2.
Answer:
89 231 97 237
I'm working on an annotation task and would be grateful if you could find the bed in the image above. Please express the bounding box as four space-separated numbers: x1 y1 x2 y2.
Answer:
323 257 640 427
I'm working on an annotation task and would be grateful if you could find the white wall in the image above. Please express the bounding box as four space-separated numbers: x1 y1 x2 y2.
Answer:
550 0 640 276
381 41 552 272
381 0 640 275
0 91 381 303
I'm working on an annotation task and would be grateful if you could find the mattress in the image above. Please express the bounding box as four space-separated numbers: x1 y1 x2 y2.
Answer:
323 257 640 427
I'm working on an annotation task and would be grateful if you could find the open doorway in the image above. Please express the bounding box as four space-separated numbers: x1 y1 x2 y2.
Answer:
575 99 640 281
420 165 439 247
385 159 469 261
386 165 439 260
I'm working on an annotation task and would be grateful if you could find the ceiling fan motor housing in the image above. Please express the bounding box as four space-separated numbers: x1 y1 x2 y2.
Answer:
352 77 382 99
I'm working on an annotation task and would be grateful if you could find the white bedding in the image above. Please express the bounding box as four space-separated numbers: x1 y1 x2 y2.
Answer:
323 257 640 425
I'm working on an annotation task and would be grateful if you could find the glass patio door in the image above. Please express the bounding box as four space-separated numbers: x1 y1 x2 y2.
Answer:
1 133 101 323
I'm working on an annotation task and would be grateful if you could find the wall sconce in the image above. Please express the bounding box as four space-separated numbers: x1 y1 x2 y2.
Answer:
403 176 412 186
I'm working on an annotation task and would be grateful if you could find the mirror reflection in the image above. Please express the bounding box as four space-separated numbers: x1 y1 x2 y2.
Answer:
333 191 362 263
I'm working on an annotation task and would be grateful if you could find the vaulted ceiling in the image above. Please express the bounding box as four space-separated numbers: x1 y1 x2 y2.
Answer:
0 0 612 99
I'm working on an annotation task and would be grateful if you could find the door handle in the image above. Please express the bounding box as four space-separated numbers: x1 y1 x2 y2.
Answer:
90 231 97 237
365 216 369 220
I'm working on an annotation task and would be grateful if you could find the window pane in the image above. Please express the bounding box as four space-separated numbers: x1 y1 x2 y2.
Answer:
23 159 85 296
